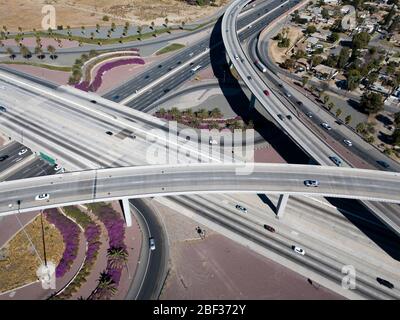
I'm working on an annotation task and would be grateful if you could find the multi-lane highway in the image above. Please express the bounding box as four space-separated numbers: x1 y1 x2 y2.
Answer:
0 163 399 216
103 0 290 112
222 0 400 235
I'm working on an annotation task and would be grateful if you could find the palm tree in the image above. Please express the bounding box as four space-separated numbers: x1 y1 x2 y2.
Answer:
90 271 117 300
34 46 44 59
20 45 31 59
107 247 128 269
210 107 222 118
111 22 116 32
164 18 169 27
81 26 85 34
90 32 95 40
181 21 186 29
6 47 15 59
137 25 142 40
151 21 155 30
96 24 100 33
47 45 56 59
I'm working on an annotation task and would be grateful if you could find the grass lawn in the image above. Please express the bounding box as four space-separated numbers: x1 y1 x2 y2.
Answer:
0 61 72 72
156 43 185 55
0 214 65 293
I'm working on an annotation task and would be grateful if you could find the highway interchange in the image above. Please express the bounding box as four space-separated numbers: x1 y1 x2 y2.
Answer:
0 0 399 300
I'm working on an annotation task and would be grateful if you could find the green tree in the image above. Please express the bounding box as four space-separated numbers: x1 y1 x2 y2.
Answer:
394 112 400 128
311 55 323 67
305 25 317 34
322 8 330 20
302 76 309 87
345 114 352 125
359 92 384 115
328 102 335 111
392 128 400 146
352 32 371 51
346 69 361 91
337 47 350 69
328 32 339 43
336 108 342 118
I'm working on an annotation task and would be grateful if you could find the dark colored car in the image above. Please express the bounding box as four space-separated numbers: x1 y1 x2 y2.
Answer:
286 115 292 120
90 100 97 104
264 225 276 232
0 155 9 161
296 101 303 106
0 106 6 112
376 277 394 289
377 160 390 169
106 131 113 136
263 90 270 96
277 114 284 121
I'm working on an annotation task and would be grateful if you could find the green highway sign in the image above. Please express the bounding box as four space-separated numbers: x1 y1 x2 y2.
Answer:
39 152 56 165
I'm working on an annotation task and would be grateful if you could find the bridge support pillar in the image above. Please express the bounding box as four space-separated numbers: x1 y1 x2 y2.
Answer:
250 93 256 109
121 198 132 227
276 194 289 219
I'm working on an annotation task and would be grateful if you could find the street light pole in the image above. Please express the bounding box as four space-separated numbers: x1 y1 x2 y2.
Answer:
40 210 48 267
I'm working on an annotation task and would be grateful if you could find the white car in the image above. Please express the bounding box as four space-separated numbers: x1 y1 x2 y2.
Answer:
18 148 28 156
149 237 156 251
304 180 319 187
292 245 305 255
209 138 218 145
321 122 332 130
35 193 50 201
343 139 353 147
234 54 239 60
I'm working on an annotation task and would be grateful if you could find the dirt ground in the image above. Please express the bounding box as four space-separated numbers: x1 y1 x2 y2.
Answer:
155 200 343 300
269 26 303 64
0 0 228 32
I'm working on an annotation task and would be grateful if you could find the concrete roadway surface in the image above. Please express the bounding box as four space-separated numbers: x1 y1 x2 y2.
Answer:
165 193 400 299
0 141 33 173
126 199 168 300
102 0 288 112
0 74 237 172
223 0 400 235
0 163 399 216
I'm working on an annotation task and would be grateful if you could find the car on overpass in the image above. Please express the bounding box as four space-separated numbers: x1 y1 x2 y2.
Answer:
236 204 247 213
263 225 275 233
376 277 394 289
292 246 305 255
304 180 319 187
0 155 9 161
35 193 50 201
329 156 343 167
0 105 6 112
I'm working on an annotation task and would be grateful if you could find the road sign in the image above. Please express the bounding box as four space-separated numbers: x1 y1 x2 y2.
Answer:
39 152 56 165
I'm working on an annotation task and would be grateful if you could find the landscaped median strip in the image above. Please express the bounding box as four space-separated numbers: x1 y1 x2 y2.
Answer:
50 206 101 300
